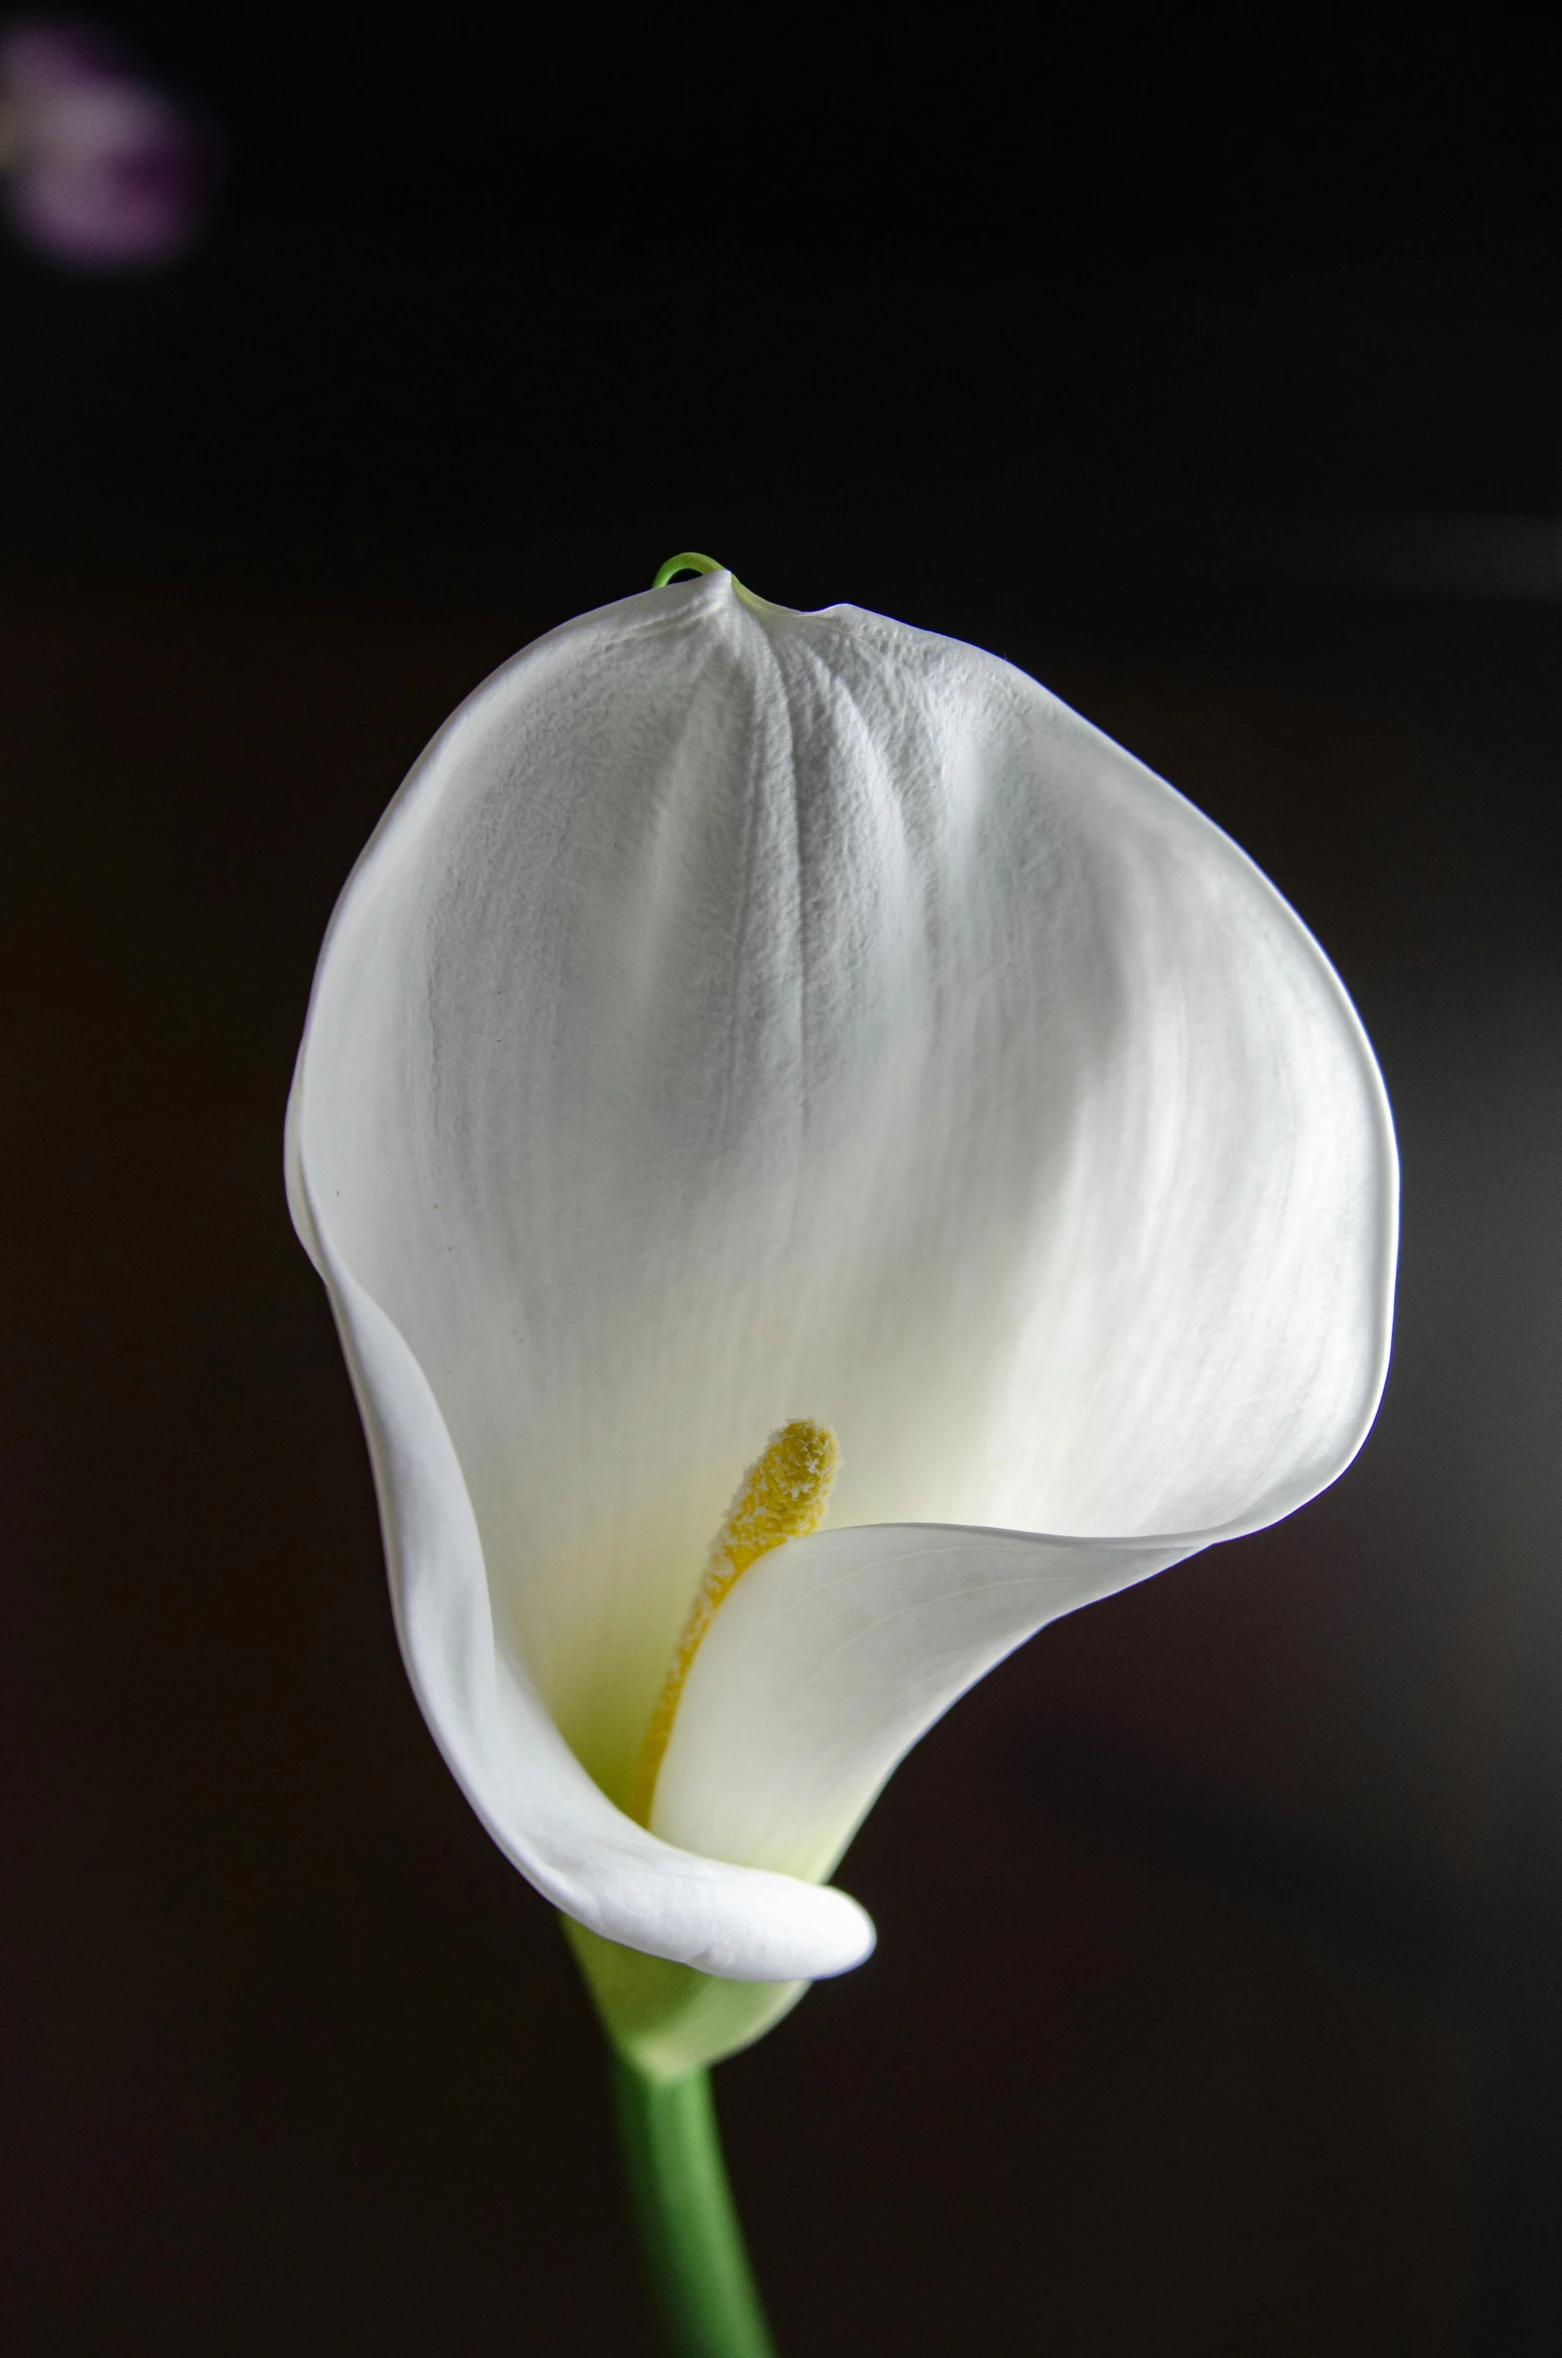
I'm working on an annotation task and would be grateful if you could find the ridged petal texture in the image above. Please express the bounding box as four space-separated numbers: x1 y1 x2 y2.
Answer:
287 571 1396 1983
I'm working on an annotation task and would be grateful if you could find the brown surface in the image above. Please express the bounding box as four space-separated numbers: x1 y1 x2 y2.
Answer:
3 584 1524 2353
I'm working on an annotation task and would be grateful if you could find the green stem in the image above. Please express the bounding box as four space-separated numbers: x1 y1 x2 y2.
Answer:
610 2051 779 2358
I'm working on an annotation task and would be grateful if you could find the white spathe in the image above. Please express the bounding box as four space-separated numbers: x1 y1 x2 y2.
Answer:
286 569 1397 1985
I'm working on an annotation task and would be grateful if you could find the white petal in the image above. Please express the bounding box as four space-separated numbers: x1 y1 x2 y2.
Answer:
289 569 1395 1956
652 1523 1180 1880
289 1135 873 1980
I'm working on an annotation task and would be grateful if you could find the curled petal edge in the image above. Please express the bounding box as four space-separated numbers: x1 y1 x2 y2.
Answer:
651 1080 1399 1896
288 1122 876 1985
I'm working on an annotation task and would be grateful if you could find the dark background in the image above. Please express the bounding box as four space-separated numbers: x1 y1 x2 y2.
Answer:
4 6 1562 2352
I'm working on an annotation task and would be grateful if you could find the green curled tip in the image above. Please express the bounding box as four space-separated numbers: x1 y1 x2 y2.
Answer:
652 552 726 588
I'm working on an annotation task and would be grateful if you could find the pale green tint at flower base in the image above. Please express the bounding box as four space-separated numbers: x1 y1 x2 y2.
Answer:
565 1917 805 2082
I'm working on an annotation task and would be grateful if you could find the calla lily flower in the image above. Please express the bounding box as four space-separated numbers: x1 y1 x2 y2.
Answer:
286 565 1396 2079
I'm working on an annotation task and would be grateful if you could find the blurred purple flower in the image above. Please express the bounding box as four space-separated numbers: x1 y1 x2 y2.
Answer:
0 19 219 268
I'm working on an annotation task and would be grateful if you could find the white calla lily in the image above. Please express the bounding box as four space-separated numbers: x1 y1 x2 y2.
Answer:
286 566 1396 2076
